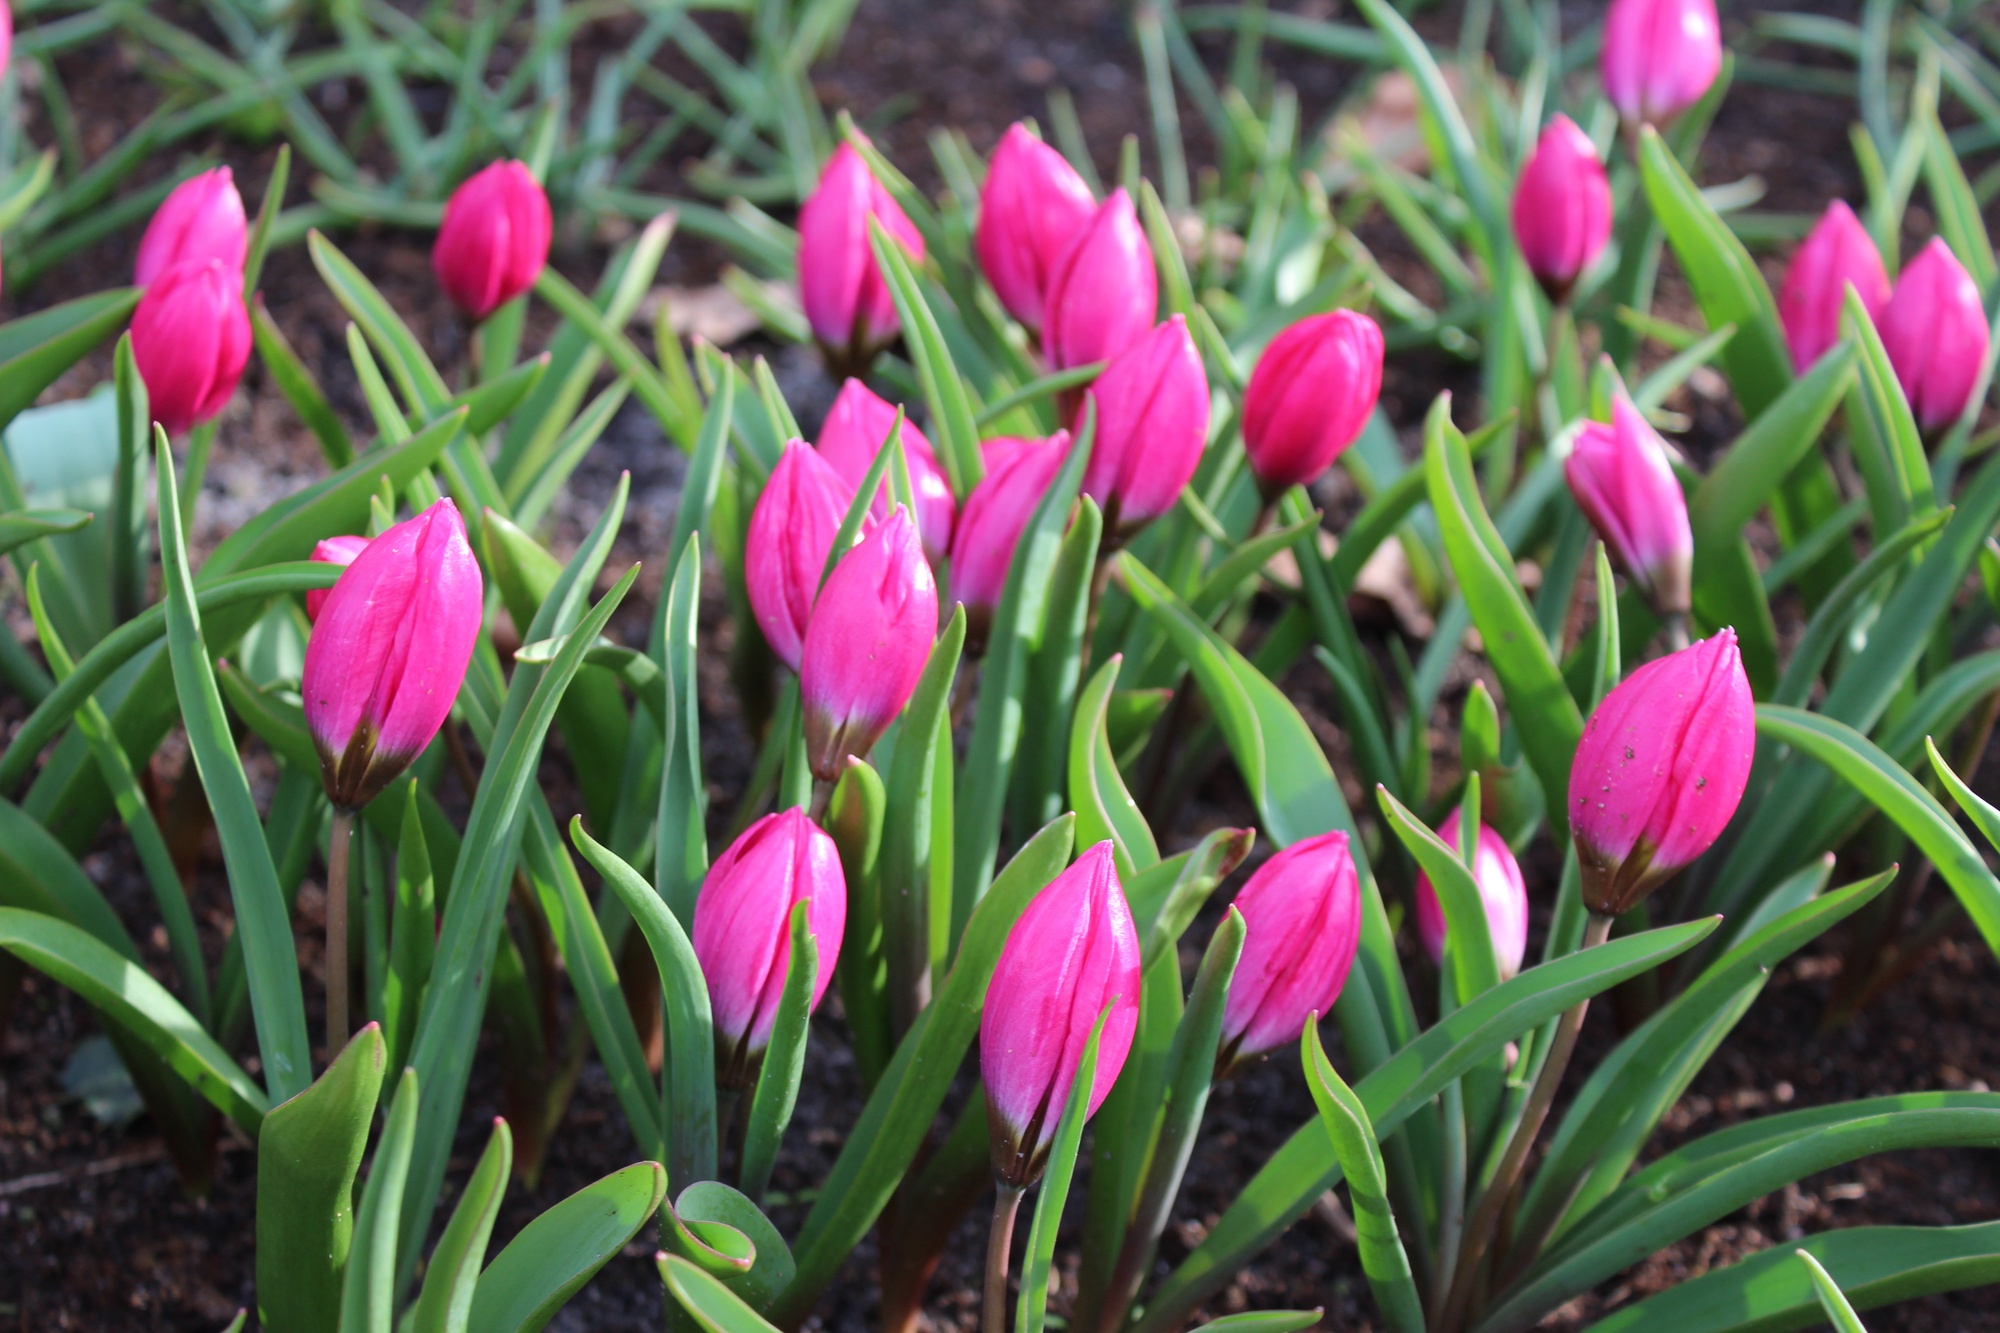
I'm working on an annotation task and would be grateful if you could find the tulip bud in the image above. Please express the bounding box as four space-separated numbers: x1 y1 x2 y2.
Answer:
976 124 1098 334
432 161 553 321
950 433 1069 646
1601 0 1723 128
136 167 248 288
1413 811 1530 981
980 842 1140 1185
1778 201 1889 374
0 4 11 81
1041 189 1158 372
1564 395 1693 620
1568 629 1754 917
797 142 924 369
692 807 847 1083
303 499 484 810
130 259 252 436
1242 310 1383 497
814 379 957 563
1877 237 1991 434
747 443 859 673
801 506 938 782
1218 831 1361 1069
1083 315 1209 536
305 534 371 623
1511 117 1612 303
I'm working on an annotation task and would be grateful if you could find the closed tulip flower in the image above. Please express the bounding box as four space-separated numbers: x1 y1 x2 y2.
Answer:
1564 394 1693 621
1218 831 1362 1069
305 534 370 623
1778 201 1889 374
815 379 957 563
0 4 11 80
1601 0 1723 128
798 142 924 369
1414 811 1530 981
1242 310 1383 497
130 258 252 436
1083 315 1209 536
1512 116 1612 303
692 807 847 1083
977 124 1097 334
801 507 938 782
135 167 247 287
432 161 552 321
303 499 484 810
1569 629 1754 917
950 433 1069 646
747 443 858 673
1877 237 1991 434
1042 189 1157 372
980 842 1140 1185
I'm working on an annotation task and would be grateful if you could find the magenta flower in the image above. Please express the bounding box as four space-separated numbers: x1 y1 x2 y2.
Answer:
1041 189 1157 373
1601 0 1723 127
1413 811 1530 981
1877 237 1991 434
1218 831 1361 1067
130 258 252 436
1778 201 1889 374
1568 629 1754 916
980 842 1140 1185
746 443 858 673
949 432 1069 646
1564 394 1693 620
302 499 484 810
432 161 552 321
692 807 847 1081
1511 116 1612 303
305 534 371 624
135 167 247 288
977 124 1097 334
1242 310 1383 496
797 142 924 363
1083 315 1209 535
800 506 938 782
814 379 957 563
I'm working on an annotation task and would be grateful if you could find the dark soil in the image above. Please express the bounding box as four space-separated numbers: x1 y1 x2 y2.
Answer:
4 1 2000 1330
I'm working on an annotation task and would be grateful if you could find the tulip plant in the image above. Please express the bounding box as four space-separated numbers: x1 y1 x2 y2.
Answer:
2 0 2000 1331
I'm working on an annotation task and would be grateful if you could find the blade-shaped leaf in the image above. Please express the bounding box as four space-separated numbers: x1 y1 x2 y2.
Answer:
466 1161 668 1333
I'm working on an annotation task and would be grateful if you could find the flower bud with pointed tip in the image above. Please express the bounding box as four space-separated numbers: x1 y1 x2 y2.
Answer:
1414 811 1530 981
1511 117 1612 303
797 142 924 363
1042 189 1157 372
1219 831 1361 1068
303 499 484 810
0 5 12 82
136 167 248 287
746 443 858 673
432 161 552 321
977 124 1097 333
1778 201 1889 374
1564 395 1693 619
814 379 957 563
950 433 1069 648
306 534 370 623
801 506 938 781
130 258 252 436
1083 314 1209 535
980 842 1140 1186
692 807 847 1083
1242 310 1383 496
1601 0 1723 128
1878 237 1991 433
1569 629 1754 917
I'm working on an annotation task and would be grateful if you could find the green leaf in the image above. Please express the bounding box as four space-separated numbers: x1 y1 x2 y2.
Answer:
410 1120 512 1333
866 216 982 498
661 1254 786 1333
1840 286 1933 541
0 289 140 430
0 506 88 555
340 1068 418 1333
1923 112 1997 296
668 1183 796 1313
741 902 818 1202
1378 784 1499 1004
1186 1313 1323 1333
1771 507 1952 708
386 782 435 1081
1011 496 1103 836
467 1161 669 1333
1799 1249 1871 1333
1016 1011 1109 1333
1069 654 1160 882
530 263 692 449
658 535 710 925
1928 738 2000 856
882 609 964 1039
829 754 891 1086
309 230 450 414
253 299 353 468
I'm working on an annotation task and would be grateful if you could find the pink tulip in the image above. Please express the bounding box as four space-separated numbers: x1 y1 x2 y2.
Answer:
1601 0 1723 127
976 124 1098 334
814 379 957 563
1041 189 1157 372
1878 237 1991 434
1511 116 1612 303
797 142 924 362
949 433 1069 645
1778 202 1889 374
746 443 858 673
1569 629 1754 916
303 499 484 810
305 534 371 624
130 259 252 436
1242 310 1383 496
1564 394 1693 619
1083 315 1209 535
692 807 847 1080
135 167 248 288
1413 811 1530 981
0 4 11 81
801 506 938 782
432 161 552 321
980 841 1140 1184
1218 831 1361 1066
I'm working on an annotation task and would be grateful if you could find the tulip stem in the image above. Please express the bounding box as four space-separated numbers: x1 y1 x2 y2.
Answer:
1663 613 1690 653
326 808 356 1054
984 1181 1024 1333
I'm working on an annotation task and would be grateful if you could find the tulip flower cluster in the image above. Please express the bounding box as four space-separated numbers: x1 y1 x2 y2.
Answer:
130 168 252 435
